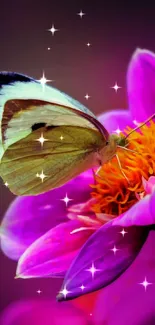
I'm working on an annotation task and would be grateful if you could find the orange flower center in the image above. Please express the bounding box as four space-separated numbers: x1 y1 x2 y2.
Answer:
90 121 155 217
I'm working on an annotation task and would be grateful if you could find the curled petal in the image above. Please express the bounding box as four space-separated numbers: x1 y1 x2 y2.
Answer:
127 48 155 121
57 221 148 301
0 171 94 260
142 176 155 195
112 193 155 227
16 220 94 278
98 110 134 133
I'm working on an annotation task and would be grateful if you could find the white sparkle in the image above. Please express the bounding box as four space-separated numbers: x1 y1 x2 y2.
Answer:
120 229 128 237
77 10 85 18
61 193 73 207
80 285 85 291
37 289 42 294
86 262 101 279
111 245 119 255
48 24 59 35
60 135 64 140
4 182 9 187
36 170 48 182
36 133 48 147
59 286 70 298
111 82 121 93
37 72 52 88
47 47 51 50
114 128 121 135
90 313 92 317
85 93 90 100
86 42 91 47
139 277 152 291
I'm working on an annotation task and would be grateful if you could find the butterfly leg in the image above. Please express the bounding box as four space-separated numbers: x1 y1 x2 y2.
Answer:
115 153 130 184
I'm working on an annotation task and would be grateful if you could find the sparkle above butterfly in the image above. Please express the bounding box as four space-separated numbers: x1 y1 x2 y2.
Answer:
0 72 154 196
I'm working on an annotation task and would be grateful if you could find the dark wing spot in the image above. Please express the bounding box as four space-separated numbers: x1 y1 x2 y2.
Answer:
32 123 46 131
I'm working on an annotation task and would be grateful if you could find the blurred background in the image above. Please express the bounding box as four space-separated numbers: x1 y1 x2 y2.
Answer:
0 1 155 323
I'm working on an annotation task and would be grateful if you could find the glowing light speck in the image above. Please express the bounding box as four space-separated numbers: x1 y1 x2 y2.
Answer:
36 133 48 147
48 24 59 35
37 72 52 89
37 289 42 294
36 171 48 182
86 42 91 47
111 82 121 92
60 135 64 140
4 182 9 187
86 262 101 279
114 128 121 135
59 286 70 298
80 285 85 291
120 229 128 237
77 10 85 18
139 277 152 291
61 193 73 207
85 93 90 100
111 245 119 255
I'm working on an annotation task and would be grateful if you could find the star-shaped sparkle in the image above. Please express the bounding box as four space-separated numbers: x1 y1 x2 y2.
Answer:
111 82 121 92
36 133 48 147
139 277 152 291
86 42 91 47
110 245 119 254
114 127 121 135
48 24 59 35
4 182 9 187
36 170 48 182
61 193 73 207
77 10 85 18
85 93 90 100
47 47 51 50
60 135 64 140
37 72 52 88
80 285 86 291
86 262 101 279
59 286 70 298
120 229 128 237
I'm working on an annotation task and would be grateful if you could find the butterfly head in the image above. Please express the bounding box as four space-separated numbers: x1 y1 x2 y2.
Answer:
99 133 128 165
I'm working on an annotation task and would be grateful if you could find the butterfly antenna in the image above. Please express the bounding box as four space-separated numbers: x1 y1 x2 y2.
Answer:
125 113 155 139
115 154 130 184
117 145 141 156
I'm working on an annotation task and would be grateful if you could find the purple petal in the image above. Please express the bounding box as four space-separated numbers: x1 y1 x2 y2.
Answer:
57 221 148 301
112 193 155 227
127 48 155 121
0 299 91 325
16 220 94 278
98 109 134 133
0 171 94 260
93 230 155 325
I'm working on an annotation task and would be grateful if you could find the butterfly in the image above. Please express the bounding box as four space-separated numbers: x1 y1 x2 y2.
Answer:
0 72 154 196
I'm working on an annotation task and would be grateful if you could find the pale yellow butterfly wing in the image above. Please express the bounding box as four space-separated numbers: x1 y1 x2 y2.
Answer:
0 125 105 195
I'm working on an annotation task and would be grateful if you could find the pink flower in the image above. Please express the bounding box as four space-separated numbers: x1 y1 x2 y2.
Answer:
0 299 93 325
0 48 155 303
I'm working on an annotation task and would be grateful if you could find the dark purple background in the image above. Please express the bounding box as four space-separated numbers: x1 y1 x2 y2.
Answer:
0 0 155 316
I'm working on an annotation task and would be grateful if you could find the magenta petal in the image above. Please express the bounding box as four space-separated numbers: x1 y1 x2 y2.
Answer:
0 299 90 325
127 48 155 121
57 222 148 301
113 194 155 227
0 171 94 260
98 110 134 133
93 230 155 325
16 220 94 278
